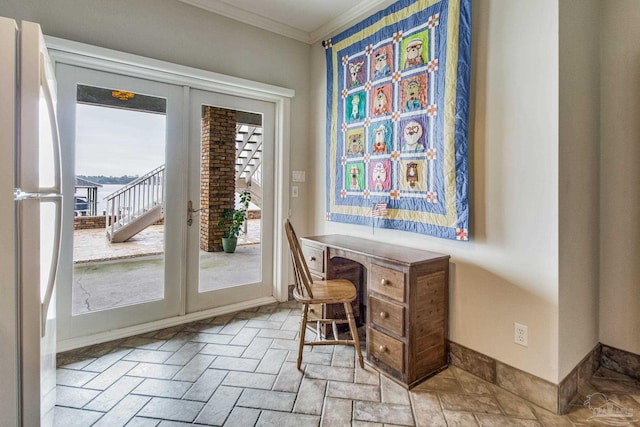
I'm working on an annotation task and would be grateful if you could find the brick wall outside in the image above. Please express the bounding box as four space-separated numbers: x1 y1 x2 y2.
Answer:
75 215 164 230
200 107 237 252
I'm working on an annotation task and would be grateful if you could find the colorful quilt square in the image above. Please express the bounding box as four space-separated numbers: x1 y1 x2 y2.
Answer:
369 120 393 154
345 128 366 156
399 117 428 152
346 91 366 123
370 84 393 116
369 160 392 191
372 45 393 80
401 30 429 70
345 162 365 191
347 57 367 88
401 74 428 112
399 159 427 191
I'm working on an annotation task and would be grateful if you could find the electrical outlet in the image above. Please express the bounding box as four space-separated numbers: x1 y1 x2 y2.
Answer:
514 322 528 347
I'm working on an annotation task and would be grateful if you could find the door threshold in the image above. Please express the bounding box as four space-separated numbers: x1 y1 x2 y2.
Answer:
56 296 277 353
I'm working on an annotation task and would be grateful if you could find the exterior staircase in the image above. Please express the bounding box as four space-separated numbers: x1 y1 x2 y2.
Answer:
104 124 262 243
105 165 165 243
235 124 262 208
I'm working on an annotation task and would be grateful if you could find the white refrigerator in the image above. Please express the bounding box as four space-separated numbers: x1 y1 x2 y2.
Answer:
0 17 62 427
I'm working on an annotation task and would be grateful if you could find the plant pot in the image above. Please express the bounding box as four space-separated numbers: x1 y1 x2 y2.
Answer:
221 237 238 253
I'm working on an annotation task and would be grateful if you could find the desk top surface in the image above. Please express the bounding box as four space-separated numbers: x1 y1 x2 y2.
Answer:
301 234 449 266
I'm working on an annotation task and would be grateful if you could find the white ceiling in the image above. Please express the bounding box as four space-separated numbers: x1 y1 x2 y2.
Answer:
177 0 396 44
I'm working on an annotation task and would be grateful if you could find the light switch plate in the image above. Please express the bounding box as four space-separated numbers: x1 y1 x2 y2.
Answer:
292 170 306 182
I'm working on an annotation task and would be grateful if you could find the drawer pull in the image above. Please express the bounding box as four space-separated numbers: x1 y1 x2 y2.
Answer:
381 279 391 286
379 311 388 319
379 345 387 353
309 256 316 262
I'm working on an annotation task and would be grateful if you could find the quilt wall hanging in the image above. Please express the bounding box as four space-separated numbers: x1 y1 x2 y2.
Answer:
324 0 471 240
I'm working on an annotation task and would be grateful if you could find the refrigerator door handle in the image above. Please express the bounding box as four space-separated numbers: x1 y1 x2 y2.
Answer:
39 52 62 195
41 194 62 337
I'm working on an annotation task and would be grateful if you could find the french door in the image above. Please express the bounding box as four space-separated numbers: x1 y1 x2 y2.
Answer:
56 65 185 340
56 64 277 341
185 89 275 313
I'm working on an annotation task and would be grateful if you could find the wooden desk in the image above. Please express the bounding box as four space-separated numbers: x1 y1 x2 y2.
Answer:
300 234 450 389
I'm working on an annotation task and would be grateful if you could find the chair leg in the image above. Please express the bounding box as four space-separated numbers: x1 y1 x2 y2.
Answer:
344 302 364 368
297 303 309 370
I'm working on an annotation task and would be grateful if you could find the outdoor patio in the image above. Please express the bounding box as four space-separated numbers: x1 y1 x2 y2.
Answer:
72 219 262 315
73 219 261 264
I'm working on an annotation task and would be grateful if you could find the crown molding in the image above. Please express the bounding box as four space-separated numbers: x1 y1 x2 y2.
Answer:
309 0 396 44
177 0 311 43
177 0 396 45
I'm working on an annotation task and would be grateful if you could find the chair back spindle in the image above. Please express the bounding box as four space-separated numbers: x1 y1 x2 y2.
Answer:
284 219 314 299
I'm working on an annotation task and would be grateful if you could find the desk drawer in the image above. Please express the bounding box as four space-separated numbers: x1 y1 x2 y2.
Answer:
370 264 405 302
369 295 404 337
368 327 404 373
302 245 324 274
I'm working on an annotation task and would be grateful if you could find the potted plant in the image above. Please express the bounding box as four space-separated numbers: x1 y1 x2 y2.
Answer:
218 190 251 253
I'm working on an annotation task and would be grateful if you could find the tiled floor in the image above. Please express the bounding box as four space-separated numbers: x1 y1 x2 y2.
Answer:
56 301 640 426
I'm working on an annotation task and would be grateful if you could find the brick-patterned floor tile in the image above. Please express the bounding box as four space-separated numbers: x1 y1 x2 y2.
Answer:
137 397 204 423
172 354 215 382
193 386 242 425
237 388 297 411
93 394 150 427
55 302 638 427
132 378 192 399
55 385 101 408
256 410 320 427
182 368 227 402
84 361 138 390
85 376 144 412
53 406 103 426
222 371 277 390
127 363 182 380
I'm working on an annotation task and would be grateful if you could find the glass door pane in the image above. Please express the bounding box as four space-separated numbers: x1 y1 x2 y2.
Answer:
72 85 167 314
186 90 275 313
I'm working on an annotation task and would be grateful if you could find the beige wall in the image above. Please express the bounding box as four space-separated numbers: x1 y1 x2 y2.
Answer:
310 0 562 382
0 0 311 230
599 1 640 356
557 0 600 379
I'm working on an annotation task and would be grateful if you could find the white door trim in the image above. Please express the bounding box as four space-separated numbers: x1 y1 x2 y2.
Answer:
49 37 293 350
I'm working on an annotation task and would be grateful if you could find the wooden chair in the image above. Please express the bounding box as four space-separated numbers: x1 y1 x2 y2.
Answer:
284 219 364 370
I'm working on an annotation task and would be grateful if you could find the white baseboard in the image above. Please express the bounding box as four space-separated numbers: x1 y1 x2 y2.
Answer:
56 296 277 353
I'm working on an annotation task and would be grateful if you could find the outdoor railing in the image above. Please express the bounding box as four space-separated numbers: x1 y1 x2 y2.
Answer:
105 164 165 237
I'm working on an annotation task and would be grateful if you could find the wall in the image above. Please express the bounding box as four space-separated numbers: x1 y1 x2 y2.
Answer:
599 1 640 356
0 0 310 237
557 0 600 380
310 0 561 382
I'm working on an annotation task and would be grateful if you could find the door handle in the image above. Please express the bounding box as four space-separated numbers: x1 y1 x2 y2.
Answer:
187 200 202 226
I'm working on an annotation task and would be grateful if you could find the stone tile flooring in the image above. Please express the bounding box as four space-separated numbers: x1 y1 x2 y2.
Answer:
56 301 640 426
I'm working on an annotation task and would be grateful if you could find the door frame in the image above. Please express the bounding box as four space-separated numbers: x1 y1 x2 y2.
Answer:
48 36 294 352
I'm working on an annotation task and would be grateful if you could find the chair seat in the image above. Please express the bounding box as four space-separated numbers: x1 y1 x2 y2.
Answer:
293 279 357 304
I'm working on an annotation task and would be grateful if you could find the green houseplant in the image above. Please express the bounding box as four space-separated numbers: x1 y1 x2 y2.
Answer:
218 190 251 253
